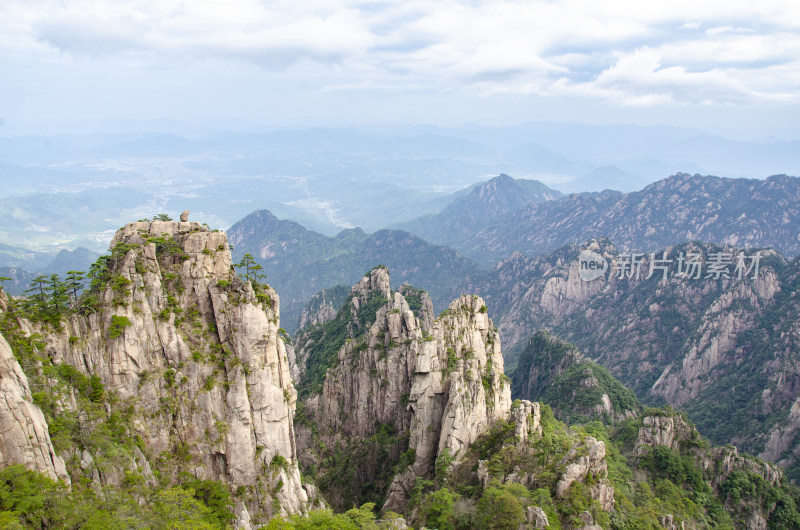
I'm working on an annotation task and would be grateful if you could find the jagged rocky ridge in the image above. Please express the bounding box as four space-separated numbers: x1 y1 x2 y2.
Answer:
452 173 800 265
459 237 800 481
292 267 511 512
0 220 318 524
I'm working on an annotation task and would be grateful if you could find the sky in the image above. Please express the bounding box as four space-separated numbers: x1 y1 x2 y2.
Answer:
2 0 800 138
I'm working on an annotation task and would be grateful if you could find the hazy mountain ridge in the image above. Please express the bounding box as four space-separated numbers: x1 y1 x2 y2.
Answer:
396 173 562 262
228 210 482 333
0 247 99 296
444 173 800 264
3 122 799 260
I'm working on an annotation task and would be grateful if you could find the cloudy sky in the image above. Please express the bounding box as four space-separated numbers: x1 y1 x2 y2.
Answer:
2 0 799 137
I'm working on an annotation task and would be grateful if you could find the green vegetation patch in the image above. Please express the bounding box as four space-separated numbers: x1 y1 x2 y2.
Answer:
296 289 388 398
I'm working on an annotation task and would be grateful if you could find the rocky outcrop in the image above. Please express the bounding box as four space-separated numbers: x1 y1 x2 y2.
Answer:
555 437 614 511
294 268 511 512
8 221 315 521
635 411 782 488
634 413 696 456
460 237 800 476
760 397 800 469
526 506 549 528
0 330 70 483
512 400 541 444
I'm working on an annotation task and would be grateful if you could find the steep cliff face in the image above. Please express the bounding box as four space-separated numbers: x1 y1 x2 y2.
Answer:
0 326 69 483
1 220 315 522
294 285 348 332
461 238 800 479
293 268 511 512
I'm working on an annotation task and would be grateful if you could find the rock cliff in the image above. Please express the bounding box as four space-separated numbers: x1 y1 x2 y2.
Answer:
293 267 511 512
461 238 800 480
0 220 315 523
0 324 69 483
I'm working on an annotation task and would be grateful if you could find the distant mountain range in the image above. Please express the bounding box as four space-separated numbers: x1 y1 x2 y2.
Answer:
402 172 800 265
0 247 99 296
1 122 799 256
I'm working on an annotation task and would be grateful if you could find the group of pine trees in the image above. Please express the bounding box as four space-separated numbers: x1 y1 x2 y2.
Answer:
0 216 266 327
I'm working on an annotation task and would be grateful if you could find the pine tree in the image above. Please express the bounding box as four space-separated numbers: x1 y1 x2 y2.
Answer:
88 255 111 293
25 275 49 316
47 274 69 314
65 271 85 303
236 253 266 286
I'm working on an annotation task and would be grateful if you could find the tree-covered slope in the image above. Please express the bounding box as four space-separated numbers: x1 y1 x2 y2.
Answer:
512 331 640 425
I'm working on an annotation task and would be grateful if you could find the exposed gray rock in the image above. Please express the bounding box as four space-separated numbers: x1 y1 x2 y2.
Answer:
234 500 252 530
0 330 70 483
634 414 695 456
295 268 511 513
555 436 614 511
512 400 541 445
18 221 312 520
526 506 549 528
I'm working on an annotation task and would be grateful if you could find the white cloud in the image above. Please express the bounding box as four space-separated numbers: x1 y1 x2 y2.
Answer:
0 0 798 130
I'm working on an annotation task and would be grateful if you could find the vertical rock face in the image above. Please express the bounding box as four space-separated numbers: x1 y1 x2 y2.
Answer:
9 221 312 519
295 268 511 512
555 436 614 511
295 286 348 334
0 331 70 483
634 414 696 456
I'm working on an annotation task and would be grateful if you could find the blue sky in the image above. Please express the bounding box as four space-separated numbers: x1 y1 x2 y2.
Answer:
2 0 799 138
